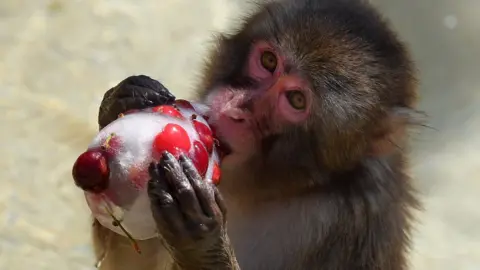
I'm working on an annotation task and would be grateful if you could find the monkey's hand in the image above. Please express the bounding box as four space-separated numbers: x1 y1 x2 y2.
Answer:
98 75 176 129
148 152 240 270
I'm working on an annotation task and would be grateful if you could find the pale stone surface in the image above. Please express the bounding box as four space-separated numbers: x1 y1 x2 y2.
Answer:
0 0 478 269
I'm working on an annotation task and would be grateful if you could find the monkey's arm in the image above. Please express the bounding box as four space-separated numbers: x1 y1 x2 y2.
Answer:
97 75 240 269
148 152 240 270
98 75 176 129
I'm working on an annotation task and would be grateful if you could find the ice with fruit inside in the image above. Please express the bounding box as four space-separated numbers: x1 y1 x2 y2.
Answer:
72 99 221 241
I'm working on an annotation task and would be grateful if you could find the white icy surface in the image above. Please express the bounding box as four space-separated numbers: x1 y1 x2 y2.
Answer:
83 107 217 240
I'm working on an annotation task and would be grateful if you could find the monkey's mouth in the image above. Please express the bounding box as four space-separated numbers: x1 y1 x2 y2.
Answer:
216 138 232 160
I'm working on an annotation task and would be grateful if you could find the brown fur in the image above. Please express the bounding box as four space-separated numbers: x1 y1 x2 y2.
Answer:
93 0 420 269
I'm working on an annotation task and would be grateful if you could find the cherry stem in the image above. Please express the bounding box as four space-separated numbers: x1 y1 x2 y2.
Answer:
101 133 116 151
104 205 141 254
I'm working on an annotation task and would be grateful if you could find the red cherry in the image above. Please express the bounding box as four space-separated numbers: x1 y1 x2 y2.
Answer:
152 105 184 119
72 149 110 193
124 109 140 115
193 120 213 154
152 123 191 159
175 99 194 110
191 141 209 177
211 162 221 185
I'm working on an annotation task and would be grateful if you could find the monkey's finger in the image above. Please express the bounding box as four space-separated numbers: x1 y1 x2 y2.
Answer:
159 152 209 224
147 163 186 236
148 162 172 193
114 75 175 108
117 75 175 100
115 85 173 105
178 155 217 219
99 95 156 128
101 86 116 105
214 187 227 221
98 86 118 129
113 94 156 112
98 77 175 128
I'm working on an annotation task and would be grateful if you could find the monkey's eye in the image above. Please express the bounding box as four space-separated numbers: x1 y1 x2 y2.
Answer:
285 91 306 110
260 51 277 73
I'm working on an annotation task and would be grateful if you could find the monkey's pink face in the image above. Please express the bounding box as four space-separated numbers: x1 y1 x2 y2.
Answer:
205 41 313 165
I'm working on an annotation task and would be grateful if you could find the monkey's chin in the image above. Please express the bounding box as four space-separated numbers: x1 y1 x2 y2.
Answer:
217 139 256 170
220 153 249 169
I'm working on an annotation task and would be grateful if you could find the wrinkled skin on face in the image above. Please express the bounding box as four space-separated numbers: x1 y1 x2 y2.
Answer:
198 0 417 183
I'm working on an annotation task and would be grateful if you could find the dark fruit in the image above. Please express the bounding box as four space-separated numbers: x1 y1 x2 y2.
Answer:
124 109 140 115
152 105 184 119
72 149 110 193
190 141 209 176
193 120 213 153
211 162 221 185
152 123 191 159
175 99 194 110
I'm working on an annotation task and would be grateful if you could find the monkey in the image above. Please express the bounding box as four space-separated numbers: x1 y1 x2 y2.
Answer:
93 0 421 269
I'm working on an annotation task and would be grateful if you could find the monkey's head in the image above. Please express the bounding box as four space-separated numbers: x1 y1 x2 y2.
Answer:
198 0 417 180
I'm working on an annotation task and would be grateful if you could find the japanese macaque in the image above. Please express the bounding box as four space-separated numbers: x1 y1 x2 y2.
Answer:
93 0 420 269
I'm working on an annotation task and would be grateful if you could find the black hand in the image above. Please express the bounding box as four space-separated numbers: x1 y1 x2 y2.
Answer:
148 152 239 269
98 75 176 129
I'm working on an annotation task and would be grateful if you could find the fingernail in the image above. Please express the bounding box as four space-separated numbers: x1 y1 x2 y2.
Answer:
162 151 171 159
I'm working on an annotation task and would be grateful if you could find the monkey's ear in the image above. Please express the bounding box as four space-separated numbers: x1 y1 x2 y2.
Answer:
368 108 426 156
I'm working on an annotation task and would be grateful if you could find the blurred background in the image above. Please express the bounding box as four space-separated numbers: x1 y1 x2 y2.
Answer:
0 0 478 269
